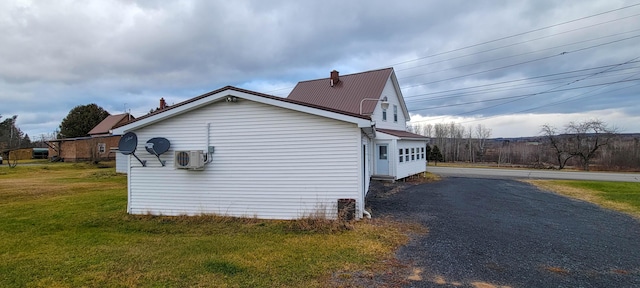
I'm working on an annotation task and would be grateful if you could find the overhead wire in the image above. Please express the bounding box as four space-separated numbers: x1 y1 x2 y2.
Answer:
403 61 640 99
395 15 640 73
408 56 640 123
386 3 640 68
405 65 640 103
264 3 640 95
409 77 640 112
397 28 640 82
399 34 640 89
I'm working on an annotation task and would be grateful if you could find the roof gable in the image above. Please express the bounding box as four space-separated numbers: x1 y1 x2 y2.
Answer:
88 113 134 135
287 68 394 116
113 86 372 134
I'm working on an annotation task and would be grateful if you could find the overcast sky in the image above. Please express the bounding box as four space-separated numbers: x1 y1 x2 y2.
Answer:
2 0 639 139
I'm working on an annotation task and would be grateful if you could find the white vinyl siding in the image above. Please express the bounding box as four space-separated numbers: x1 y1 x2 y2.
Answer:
126 99 361 220
372 77 407 130
116 153 128 174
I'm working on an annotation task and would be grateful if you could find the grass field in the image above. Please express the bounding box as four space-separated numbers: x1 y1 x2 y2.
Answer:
527 180 640 218
0 164 419 287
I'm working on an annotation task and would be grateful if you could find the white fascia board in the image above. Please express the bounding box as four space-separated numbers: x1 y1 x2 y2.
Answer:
113 89 373 134
377 130 428 141
390 71 411 121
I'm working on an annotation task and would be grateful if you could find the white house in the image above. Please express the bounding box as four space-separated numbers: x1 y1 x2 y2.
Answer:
113 68 427 220
288 68 428 181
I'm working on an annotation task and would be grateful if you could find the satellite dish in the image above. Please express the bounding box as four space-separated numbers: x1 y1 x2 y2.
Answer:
145 137 170 166
145 137 171 155
118 132 138 155
118 132 146 167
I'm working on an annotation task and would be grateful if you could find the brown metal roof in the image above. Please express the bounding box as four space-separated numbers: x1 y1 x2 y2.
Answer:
376 128 428 140
287 68 394 116
113 86 371 129
88 113 134 135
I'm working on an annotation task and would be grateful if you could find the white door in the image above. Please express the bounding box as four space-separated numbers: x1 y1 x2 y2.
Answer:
376 144 389 175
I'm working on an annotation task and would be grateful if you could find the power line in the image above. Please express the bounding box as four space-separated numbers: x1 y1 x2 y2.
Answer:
403 61 640 99
451 80 640 126
409 78 640 112
385 3 640 68
408 56 640 122
516 72 640 114
264 3 640 95
396 15 640 73
405 66 640 103
398 28 640 81
400 34 640 89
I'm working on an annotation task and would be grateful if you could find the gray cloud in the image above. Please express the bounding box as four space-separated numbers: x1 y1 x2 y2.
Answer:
1 0 639 137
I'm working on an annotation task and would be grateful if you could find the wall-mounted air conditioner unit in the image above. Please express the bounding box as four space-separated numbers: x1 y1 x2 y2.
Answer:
174 150 205 170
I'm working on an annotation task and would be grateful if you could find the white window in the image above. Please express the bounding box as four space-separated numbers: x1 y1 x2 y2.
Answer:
405 148 409 161
421 147 425 159
393 105 398 122
399 149 403 163
98 143 106 154
411 148 415 161
382 108 387 121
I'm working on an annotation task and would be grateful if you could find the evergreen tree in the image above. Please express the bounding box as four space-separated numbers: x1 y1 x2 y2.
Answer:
430 145 444 165
59 104 110 138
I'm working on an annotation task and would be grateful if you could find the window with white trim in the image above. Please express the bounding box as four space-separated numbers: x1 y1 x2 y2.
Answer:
98 143 106 154
405 148 409 161
399 149 403 163
411 148 415 161
382 108 387 121
421 147 425 159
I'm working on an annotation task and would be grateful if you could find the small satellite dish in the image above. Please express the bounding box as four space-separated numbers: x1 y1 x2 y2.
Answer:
118 132 138 155
118 132 146 167
145 137 171 166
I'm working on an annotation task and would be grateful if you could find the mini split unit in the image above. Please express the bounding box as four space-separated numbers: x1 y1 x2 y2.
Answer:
174 150 205 170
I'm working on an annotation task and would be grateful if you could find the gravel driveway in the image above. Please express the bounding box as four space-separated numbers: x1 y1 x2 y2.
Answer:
368 177 640 287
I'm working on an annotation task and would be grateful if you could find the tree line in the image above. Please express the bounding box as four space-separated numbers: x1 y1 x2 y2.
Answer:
0 115 33 151
1 104 111 153
410 119 639 171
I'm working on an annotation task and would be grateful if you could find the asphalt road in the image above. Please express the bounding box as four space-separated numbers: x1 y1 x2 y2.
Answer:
368 178 640 287
428 166 640 182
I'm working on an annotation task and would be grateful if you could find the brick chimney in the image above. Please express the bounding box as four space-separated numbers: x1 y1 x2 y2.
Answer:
159 98 166 110
330 70 339 87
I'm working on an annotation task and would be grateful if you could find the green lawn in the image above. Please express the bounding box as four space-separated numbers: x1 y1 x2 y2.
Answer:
0 164 416 287
527 180 640 218
563 181 640 208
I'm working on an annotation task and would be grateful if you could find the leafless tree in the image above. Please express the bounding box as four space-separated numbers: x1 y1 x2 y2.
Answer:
466 126 474 162
541 124 574 169
422 123 433 138
565 119 618 171
475 124 492 162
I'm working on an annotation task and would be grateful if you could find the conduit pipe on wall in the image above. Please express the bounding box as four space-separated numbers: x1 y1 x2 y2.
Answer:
205 122 213 164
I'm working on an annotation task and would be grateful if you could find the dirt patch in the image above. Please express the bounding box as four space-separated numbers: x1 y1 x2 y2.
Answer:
328 259 414 288
542 266 570 276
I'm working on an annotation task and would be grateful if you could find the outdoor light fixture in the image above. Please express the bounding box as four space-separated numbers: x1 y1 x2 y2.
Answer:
359 96 389 115
225 96 238 102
